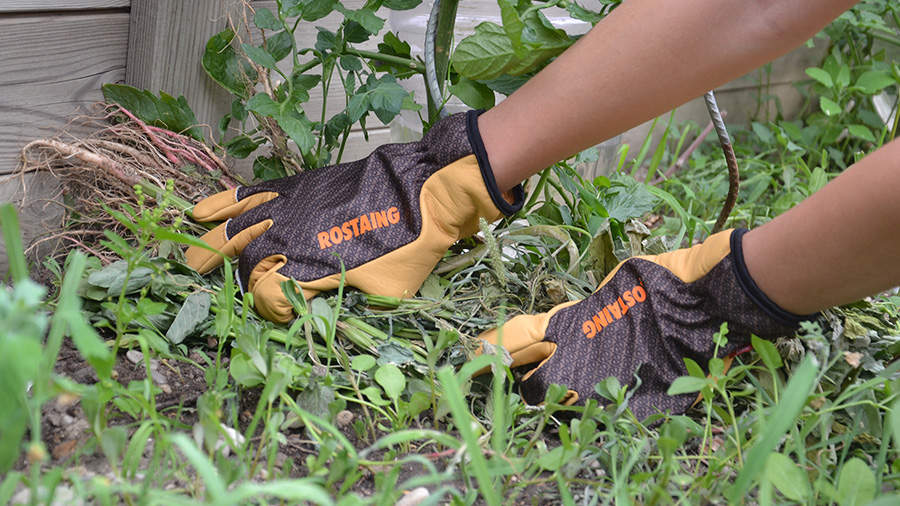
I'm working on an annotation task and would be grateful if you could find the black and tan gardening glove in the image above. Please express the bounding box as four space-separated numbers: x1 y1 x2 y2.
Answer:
186 111 524 322
479 229 812 419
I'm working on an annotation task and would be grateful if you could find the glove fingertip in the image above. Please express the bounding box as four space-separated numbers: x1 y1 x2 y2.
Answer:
192 189 239 222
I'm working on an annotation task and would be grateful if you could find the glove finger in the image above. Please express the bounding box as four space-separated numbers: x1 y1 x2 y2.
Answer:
248 255 321 323
192 188 279 223
185 219 273 273
479 314 557 368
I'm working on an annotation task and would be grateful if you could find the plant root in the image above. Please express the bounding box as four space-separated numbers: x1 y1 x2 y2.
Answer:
4 104 241 266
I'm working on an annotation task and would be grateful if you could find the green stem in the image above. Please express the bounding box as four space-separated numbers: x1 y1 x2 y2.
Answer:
344 48 425 73
871 31 900 48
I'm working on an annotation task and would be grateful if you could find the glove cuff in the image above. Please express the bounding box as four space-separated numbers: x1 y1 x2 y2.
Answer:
730 228 817 327
466 110 525 216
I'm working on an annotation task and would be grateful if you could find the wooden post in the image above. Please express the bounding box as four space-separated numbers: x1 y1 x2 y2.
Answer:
126 0 243 133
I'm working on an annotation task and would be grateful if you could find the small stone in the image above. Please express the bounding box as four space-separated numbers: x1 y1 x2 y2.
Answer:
52 440 78 460
336 410 354 428
159 383 172 394
126 350 143 364
395 487 429 506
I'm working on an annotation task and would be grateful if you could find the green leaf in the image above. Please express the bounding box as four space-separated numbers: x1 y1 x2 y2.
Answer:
383 0 422 10
453 21 572 80
253 155 286 181
102 84 203 140
499 0 525 56
536 445 577 471
375 363 406 403
203 29 254 99
347 93 369 122
765 453 809 501
87 260 154 296
267 30 294 62
567 0 605 24
751 335 782 372
835 64 851 89
836 458 876 506
230 350 265 387
667 376 708 396
751 122 775 145
599 178 658 222
805 67 833 88
847 124 875 142
336 5 384 35
854 70 896 94
368 80 409 123
242 43 278 70
0 204 28 283
819 96 842 116
224 134 261 159
350 354 376 371
254 8 282 30
301 0 336 22
100 426 129 465
247 93 282 117
376 341 415 366
166 292 211 344
727 356 817 502
449 77 496 109
276 113 315 155
295 380 336 420
339 55 363 72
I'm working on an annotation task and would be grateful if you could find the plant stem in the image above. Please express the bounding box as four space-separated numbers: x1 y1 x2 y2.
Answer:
344 48 425 73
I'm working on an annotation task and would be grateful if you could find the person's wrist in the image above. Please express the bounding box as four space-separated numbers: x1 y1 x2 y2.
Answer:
466 110 524 215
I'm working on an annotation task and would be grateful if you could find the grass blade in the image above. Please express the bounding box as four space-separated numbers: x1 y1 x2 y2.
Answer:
0 203 28 283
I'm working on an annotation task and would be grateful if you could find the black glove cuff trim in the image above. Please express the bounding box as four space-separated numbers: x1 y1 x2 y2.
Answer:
730 228 817 326
466 110 525 216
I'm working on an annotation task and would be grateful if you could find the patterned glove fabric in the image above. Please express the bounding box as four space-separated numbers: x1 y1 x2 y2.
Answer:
186 111 524 322
479 229 813 419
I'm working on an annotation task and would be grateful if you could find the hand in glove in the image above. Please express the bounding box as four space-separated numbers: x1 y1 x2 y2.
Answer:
186 111 523 322
479 229 812 419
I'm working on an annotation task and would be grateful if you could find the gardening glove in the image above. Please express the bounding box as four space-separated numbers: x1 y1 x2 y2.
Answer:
185 110 524 323
479 229 813 420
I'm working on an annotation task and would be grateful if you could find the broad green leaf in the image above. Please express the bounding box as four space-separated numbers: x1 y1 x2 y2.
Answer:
224 134 260 159
600 179 658 223
242 43 277 70
246 93 282 117
376 341 415 366
808 166 828 193
453 21 571 80
368 80 409 123
336 5 384 35
751 335 782 372
836 458 876 506
806 67 833 87
375 363 406 402
350 354 376 371
384 0 421 10
819 96 841 116
253 155 286 181
100 426 129 465
854 70 895 94
847 124 876 142
765 453 809 501
449 77 496 109
230 351 265 387
751 122 775 145
87 260 154 296
301 0 336 22
254 8 282 30
499 0 525 56
536 445 577 471
567 0 605 25
835 64 851 88
166 292 211 344
277 113 315 155
295 380 335 420
203 29 254 99
102 84 203 140
667 376 707 396
267 30 294 62
347 93 369 122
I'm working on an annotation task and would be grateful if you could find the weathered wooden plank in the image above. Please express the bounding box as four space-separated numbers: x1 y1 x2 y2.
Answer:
127 0 243 135
0 12 129 174
0 1 129 12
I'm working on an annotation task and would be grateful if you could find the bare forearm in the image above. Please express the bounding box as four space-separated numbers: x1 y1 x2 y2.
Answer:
743 139 900 315
479 0 858 191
